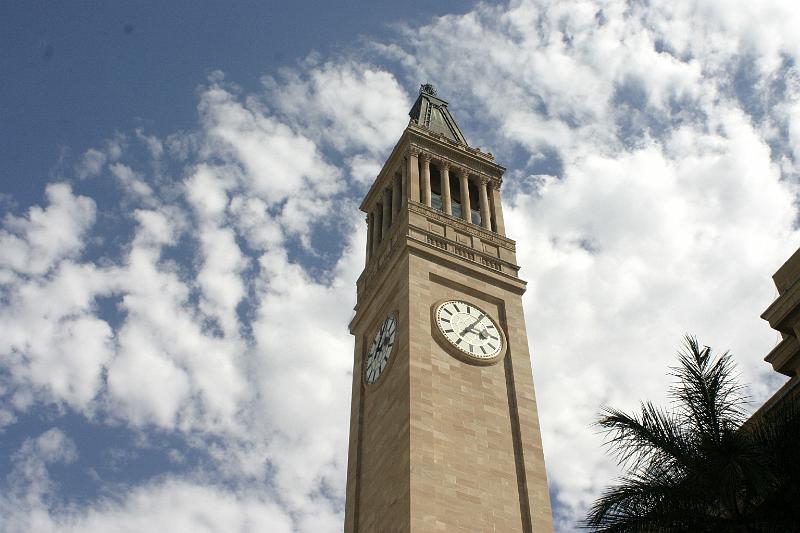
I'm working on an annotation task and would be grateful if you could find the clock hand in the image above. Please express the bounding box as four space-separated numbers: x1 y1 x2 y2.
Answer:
460 315 484 336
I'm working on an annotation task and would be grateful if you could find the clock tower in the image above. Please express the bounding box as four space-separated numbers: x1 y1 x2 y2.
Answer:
344 85 554 532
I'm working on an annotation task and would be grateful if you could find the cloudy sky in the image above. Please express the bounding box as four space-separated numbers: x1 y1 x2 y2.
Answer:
2 1 800 531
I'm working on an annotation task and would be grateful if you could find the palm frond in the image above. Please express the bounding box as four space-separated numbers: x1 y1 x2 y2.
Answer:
669 336 747 439
584 335 795 532
597 402 691 472
583 467 707 532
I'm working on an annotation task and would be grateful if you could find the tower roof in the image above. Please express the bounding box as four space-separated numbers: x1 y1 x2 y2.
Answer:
408 84 468 146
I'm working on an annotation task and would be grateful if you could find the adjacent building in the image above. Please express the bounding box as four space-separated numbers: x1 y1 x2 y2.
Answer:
758 247 800 413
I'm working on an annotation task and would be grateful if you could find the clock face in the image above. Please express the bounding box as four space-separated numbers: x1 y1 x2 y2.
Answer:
365 314 397 385
435 300 503 360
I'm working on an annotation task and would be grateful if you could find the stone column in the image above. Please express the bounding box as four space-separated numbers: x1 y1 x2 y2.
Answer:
401 159 408 204
490 182 506 235
478 177 491 230
459 169 471 223
408 148 421 202
392 173 401 219
421 153 432 207
440 162 452 216
381 191 391 239
365 213 373 262
371 207 382 254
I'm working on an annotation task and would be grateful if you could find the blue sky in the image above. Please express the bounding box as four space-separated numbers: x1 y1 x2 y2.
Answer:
2 1 800 532
1 0 472 206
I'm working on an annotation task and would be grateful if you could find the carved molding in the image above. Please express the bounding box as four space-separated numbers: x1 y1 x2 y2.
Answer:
424 153 497 190
407 201 516 251
411 227 519 275
408 126 502 174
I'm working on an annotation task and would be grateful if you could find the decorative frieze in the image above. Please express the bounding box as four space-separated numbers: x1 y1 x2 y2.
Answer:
407 201 516 251
409 226 519 277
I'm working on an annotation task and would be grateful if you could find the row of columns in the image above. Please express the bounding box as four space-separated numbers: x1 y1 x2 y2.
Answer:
366 169 405 261
366 147 506 262
414 149 504 234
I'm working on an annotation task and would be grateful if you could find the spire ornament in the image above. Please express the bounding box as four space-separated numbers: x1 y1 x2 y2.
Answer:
420 83 437 96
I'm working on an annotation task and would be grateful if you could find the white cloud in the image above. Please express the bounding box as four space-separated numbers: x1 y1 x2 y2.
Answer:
76 135 127 180
3 478 294 533
76 148 106 180
62 482 295 533
199 80 343 206
4 428 78 509
252 235 360 512
106 220 249 433
263 60 411 156
109 163 155 201
347 154 383 185
0 183 96 276
0 186 115 413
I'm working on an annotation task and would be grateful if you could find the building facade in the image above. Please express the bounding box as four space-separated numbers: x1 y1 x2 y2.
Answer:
344 85 553 532
758 247 800 413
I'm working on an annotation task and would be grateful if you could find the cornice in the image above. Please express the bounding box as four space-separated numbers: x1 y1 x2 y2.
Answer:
407 126 505 180
761 279 800 334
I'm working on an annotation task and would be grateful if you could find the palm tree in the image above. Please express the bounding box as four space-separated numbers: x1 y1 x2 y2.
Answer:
583 336 800 532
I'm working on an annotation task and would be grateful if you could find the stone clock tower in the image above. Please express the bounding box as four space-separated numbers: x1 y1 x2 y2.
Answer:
345 85 553 532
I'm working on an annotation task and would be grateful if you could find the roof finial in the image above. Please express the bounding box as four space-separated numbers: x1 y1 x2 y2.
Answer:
420 83 437 97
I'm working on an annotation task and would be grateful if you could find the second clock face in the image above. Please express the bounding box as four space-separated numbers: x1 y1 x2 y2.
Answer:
435 300 503 360
365 313 397 385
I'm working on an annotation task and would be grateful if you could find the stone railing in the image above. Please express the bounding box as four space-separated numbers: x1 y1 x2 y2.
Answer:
411 226 517 276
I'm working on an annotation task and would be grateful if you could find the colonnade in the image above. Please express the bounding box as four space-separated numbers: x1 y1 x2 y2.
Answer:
366 147 505 261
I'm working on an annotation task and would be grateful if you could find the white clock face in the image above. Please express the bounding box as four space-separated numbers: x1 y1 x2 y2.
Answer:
435 300 502 359
365 314 397 385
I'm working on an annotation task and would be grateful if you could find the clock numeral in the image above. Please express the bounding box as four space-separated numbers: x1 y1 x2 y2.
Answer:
443 329 453 333
441 318 450 323
480 346 486 355
455 338 462 345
